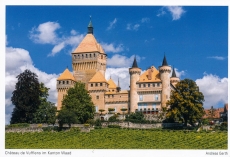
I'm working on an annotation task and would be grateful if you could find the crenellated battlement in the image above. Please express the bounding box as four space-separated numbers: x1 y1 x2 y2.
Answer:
129 68 141 75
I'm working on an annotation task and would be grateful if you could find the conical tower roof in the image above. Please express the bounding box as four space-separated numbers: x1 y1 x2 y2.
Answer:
57 68 75 81
162 55 168 66
132 56 138 68
171 67 177 77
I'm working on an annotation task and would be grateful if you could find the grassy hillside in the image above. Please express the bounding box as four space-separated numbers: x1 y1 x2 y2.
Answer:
5 128 227 149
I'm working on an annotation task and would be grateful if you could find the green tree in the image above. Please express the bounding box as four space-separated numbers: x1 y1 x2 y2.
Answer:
11 69 41 124
166 79 205 126
33 83 57 124
126 112 145 123
57 109 79 128
33 100 57 124
61 81 95 124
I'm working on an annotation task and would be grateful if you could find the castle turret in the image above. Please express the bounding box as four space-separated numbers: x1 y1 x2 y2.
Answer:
57 68 76 110
159 55 171 108
71 18 107 89
129 56 141 113
170 67 180 87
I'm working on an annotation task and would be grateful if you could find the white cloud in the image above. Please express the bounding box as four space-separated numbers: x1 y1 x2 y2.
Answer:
133 24 140 31
105 68 130 90
29 22 60 44
145 38 155 43
157 6 185 21
5 46 59 124
107 54 135 68
175 68 185 78
48 32 84 56
6 47 33 72
196 74 228 109
107 18 117 30
126 24 131 30
126 23 140 31
29 22 84 56
101 43 124 53
157 7 166 17
141 18 150 23
70 30 77 35
105 67 146 91
166 6 185 20
107 54 143 68
51 42 65 56
207 56 225 60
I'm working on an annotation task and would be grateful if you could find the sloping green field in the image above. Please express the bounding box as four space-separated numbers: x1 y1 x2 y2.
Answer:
5 128 227 149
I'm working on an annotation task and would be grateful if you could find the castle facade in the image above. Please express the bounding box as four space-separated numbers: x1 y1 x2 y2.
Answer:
56 20 180 115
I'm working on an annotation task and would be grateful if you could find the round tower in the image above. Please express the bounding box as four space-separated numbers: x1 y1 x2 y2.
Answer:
129 56 141 113
170 67 180 87
159 55 171 108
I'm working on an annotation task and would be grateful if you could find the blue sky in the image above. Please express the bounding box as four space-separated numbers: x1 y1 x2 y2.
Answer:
5 6 228 124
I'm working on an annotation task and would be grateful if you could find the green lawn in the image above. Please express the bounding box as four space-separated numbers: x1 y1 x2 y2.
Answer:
5 128 227 149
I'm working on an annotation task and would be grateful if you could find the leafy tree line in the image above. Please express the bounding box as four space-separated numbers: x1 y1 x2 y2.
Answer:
10 69 95 127
10 70 205 128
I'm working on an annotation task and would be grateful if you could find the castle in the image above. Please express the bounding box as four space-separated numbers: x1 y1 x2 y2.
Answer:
56 19 180 115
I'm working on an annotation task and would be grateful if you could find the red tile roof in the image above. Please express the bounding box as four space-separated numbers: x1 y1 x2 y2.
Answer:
203 107 224 119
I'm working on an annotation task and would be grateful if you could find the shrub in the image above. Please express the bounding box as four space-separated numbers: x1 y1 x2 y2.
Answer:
42 127 53 132
126 112 144 121
108 108 115 114
94 119 102 127
86 119 95 126
69 127 80 132
108 115 118 122
202 119 209 125
37 124 42 128
220 122 228 131
7 123 29 128
108 125 121 128
94 126 102 129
